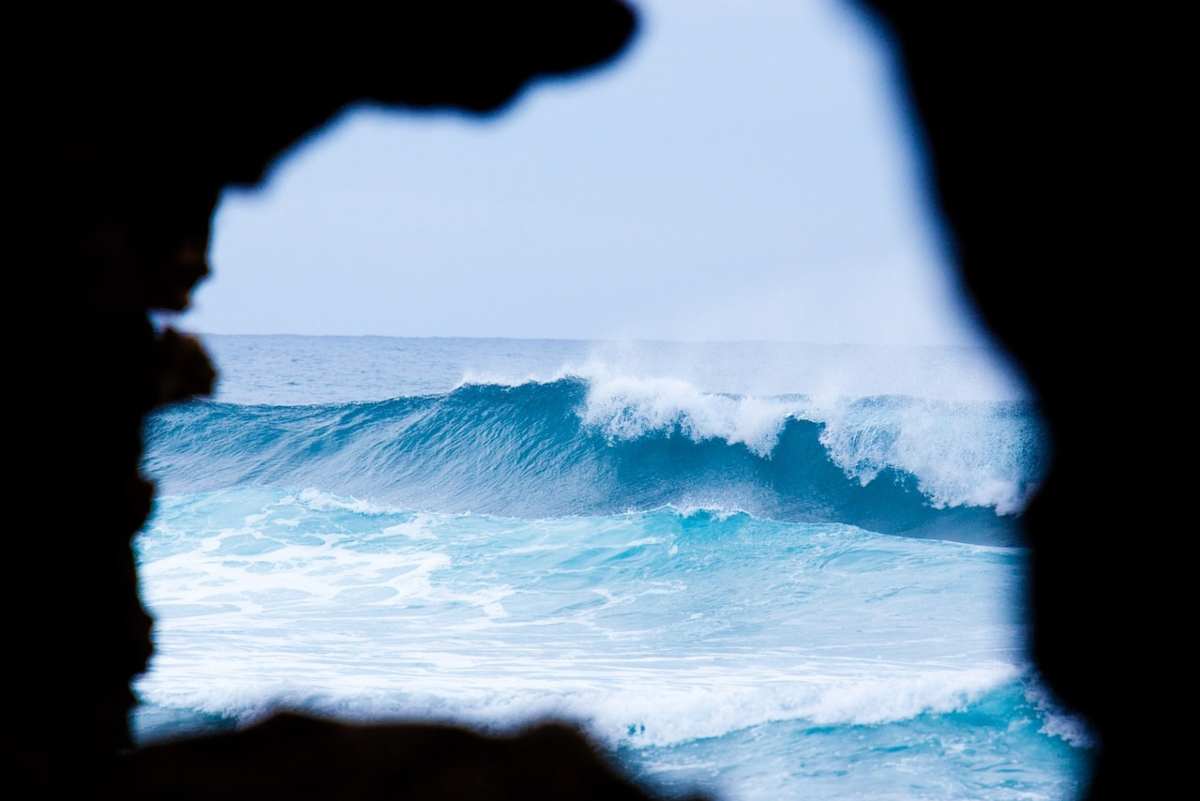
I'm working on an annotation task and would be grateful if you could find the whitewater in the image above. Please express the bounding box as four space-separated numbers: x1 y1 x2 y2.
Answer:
133 336 1091 800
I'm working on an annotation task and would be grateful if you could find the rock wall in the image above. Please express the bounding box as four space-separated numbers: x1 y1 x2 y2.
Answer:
28 3 1142 797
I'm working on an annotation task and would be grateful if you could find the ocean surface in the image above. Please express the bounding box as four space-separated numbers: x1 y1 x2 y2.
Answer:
133 335 1092 800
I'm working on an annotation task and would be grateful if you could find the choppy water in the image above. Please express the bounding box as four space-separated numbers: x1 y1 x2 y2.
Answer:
133 335 1090 800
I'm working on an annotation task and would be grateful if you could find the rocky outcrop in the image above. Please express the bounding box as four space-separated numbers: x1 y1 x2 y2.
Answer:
863 4 1153 797
119 716 672 801
29 2 1139 797
40 5 666 798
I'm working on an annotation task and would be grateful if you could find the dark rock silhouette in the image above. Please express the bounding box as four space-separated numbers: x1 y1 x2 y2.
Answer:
862 3 1150 797
28 1 1138 797
120 716 663 800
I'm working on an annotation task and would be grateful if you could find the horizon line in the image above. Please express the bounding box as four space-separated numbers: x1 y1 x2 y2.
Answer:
177 330 987 351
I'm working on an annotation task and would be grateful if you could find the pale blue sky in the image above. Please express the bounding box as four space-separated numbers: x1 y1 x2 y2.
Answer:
177 0 986 346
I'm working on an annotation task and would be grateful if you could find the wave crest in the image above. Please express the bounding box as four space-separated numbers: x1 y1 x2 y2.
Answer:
145 376 1045 542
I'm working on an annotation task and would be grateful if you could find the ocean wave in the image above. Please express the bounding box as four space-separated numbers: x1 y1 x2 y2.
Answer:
136 490 1039 745
136 666 1023 749
134 484 1087 800
574 371 1044 515
144 376 1045 543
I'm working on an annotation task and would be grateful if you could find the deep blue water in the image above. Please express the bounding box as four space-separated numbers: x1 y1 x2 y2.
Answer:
133 335 1090 800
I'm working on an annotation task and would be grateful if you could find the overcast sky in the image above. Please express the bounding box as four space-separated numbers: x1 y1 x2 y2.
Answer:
178 0 987 347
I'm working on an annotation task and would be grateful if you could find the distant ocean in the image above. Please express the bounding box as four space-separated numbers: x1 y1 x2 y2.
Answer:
133 335 1091 800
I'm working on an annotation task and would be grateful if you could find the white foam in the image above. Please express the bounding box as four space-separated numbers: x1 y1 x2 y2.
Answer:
581 372 800 458
1023 682 1095 748
571 368 1040 512
294 488 411 515
455 369 547 389
137 663 1021 749
136 488 1038 756
807 395 1042 514
382 515 439 541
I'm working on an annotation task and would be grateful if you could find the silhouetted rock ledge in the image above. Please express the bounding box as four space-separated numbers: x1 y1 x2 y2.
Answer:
32 0 1146 797
41 3 686 798
113 714 689 801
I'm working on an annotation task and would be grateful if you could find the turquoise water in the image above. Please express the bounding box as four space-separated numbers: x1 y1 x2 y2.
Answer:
133 336 1090 800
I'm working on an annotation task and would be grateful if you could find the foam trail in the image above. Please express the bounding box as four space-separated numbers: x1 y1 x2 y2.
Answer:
133 489 1088 801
